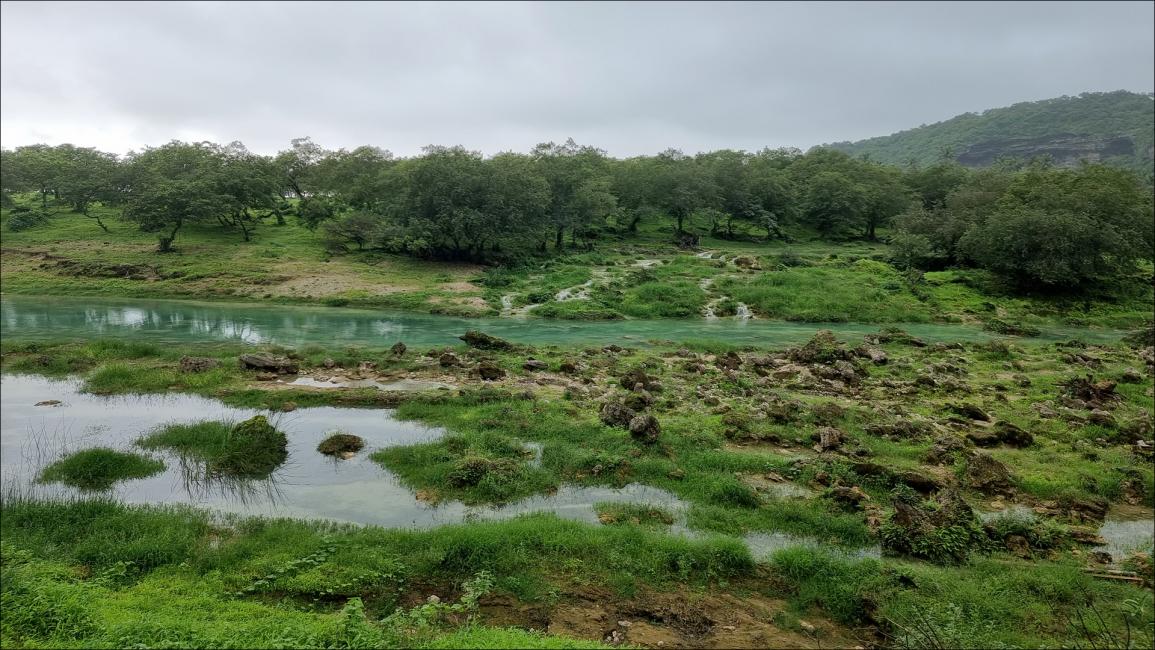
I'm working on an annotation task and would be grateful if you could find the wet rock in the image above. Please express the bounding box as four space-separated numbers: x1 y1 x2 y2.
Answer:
812 426 845 452
602 344 624 354
280 401 297 412
34 399 62 407
239 353 299 374
439 352 462 367
459 330 514 351
390 342 407 356
963 452 1014 495
599 401 637 428
476 361 506 381
523 359 549 371
1067 527 1107 545
948 403 991 422
628 414 661 444
179 356 220 373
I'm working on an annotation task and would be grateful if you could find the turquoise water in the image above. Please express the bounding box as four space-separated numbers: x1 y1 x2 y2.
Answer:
0 295 1125 349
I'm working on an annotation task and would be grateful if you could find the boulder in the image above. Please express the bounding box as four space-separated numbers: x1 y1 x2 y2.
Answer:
619 367 652 391
865 348 888 365
628 414 661 443
179 356 220 373
948 403 991 422
922 434 968 465
715 351 743 371
966 421 1033 448
599 401 637 428
963 451 1014 495
896 470 944 494
788 330 851 365
523 359 549 371
476 361 506 381
459 330 514 351
813 426 844 452
390 342 407 356
826 485 871 511
1060 375 1119 409
1088 409 1117 428
238 354 298 374
883 488 984 563
439 352 462 367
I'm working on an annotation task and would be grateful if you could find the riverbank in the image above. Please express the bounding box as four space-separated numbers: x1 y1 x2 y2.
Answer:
3 212 1151 328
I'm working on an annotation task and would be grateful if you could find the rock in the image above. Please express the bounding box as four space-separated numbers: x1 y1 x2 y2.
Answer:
280 401 297 412
866 419 933 440
967 421 1033 448
1120 368 1143 383
628 414 661 443
603 344 624 354
963 451 1013 495
317 433 366 456
255 372 278 381
390 342 407 356
865 348 888 365
897 470 943 494
1088 409 1117 428
599 401 637 428
813 426 845 452
884 488 984 563
772 364 807 380
1060 375 1119 409
798 621 817 634
34 399 62 407
922 435 968 465
1068 527 1108 545
826 485 871 511
733 255 761 270
358 361 377 372
788 330 851 365
645 381 663 394
1005 535 1032 559
323 358 337 369
523 359 549 371
239 353 299 374
948 403 991 422
179 356 220 373
1088 551 1114 565
477 361 506 381
914 375 938 388
1032 402 1059 419
459 330 514 351
715 351 743 371
619 368 652 391
559 359 580 374
439 352 461 367
623 391 654 412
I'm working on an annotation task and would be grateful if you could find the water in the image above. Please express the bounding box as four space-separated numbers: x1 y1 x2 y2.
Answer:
1 295 1124 349
0 374 696 528
1 374 880 556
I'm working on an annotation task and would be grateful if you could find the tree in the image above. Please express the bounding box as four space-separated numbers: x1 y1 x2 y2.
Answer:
55 145 121 231
652 149 718 235
532 139 614 250
123 142 232 252
802 171 867 238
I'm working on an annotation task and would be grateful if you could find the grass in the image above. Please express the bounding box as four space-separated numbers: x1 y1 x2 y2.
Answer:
138 417 288 480
593 502 676 528
38 448 166 491
4 195 1150 326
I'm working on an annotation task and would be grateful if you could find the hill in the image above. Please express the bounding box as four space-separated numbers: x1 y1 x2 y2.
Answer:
824 90 1154 173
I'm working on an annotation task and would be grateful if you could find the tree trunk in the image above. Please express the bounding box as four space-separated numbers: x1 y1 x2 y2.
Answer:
157 219 182 253
866 219 876 241
628 213 641 233
676 212 685 234
555 226 564 250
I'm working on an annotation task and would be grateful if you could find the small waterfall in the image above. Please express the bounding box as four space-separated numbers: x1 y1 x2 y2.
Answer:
555 280 593 302
696 251 714 259
500 295 514 315
735 303 752 320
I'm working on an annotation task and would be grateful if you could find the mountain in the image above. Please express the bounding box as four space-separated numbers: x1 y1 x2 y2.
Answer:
824 91 1154 174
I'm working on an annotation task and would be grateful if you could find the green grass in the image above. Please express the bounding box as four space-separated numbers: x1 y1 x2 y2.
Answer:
593 502 676 528
138 417 288 480
38 449 166 491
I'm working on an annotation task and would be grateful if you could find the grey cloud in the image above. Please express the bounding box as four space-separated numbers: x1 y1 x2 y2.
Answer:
1 1 1151 156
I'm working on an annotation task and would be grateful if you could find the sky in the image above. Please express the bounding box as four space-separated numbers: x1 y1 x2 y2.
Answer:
1 1 1152 158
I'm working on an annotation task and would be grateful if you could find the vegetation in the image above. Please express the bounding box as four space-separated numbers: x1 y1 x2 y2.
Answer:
826 90 1155 175
38 448 165 491
138 417 288 480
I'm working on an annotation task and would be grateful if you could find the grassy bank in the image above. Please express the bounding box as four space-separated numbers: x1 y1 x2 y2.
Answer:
3 201 1151 327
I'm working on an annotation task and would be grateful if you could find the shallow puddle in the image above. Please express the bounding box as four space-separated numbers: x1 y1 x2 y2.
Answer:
286 377 451 391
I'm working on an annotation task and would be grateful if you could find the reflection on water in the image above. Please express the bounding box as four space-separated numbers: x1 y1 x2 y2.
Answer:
1 295 1125 350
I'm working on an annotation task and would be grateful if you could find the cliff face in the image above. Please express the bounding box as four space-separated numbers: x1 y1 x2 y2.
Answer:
955 133 1136 167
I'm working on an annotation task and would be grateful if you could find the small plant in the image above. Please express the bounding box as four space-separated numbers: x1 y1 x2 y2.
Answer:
317 432 366 457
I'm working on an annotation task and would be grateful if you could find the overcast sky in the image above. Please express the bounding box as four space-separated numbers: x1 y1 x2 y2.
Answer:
1 1 1152 157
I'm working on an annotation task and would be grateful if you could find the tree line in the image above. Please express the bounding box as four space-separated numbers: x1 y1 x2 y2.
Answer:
1 138 1151 291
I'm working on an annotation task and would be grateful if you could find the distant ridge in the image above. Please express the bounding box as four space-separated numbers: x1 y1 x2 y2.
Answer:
823 90 1154 174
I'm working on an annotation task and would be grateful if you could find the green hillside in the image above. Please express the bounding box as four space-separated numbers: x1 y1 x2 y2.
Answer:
825 90 1154 174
